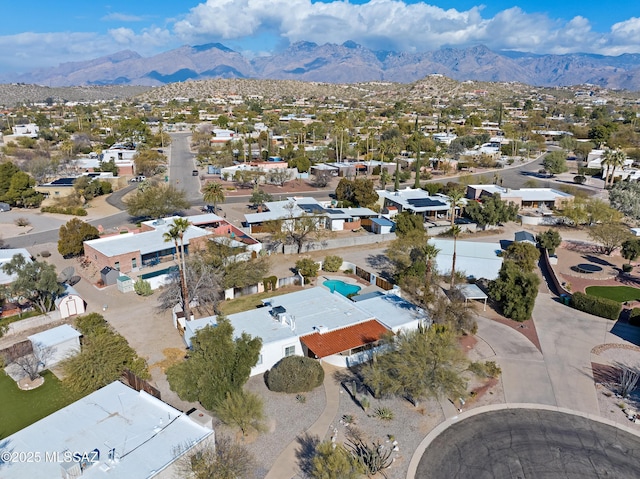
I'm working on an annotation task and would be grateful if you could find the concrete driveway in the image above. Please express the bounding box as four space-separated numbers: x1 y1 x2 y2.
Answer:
475 315 556 406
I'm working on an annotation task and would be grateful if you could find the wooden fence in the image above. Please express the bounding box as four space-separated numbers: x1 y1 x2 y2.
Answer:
0 340 33 362
355 266 371 283
375 276 395 291
121 369 161 400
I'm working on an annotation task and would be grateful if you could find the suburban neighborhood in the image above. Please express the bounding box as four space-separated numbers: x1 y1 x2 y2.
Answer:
1 75 640 478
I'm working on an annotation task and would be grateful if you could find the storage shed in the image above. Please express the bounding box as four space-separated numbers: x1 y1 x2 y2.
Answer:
101 266 119 286
28 324 81 369
55 284 85 319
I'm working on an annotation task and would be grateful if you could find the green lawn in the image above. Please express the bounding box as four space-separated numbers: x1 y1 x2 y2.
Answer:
0 370 79 439
585 285 640 303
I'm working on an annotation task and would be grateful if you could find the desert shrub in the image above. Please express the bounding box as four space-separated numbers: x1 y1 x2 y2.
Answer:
571 291 621 320
573 175 586 184
469 360 502 378
265 355 324 393
623 264 634 273
262 275 278 291
40 250 51 258
134 279 153 296
295 257 319 282
41 205 87 216
373 407 394 421
323 255 343 272
14 217 30 227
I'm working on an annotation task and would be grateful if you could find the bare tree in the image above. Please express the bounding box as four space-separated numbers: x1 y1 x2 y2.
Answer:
172 435 258 479
157 259 223 316
13 346 53 380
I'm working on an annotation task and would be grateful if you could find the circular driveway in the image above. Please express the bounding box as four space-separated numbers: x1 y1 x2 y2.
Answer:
416 409 640 479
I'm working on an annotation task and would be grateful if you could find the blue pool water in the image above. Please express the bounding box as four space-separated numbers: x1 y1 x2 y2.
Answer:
323 279 361 297
139 266 178 280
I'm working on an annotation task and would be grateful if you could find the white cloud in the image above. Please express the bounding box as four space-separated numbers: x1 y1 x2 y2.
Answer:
102 12 144 22
172 0 640 55
1 0 640 75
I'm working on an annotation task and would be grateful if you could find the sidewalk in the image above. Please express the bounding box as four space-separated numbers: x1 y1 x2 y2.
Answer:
264 363 341 479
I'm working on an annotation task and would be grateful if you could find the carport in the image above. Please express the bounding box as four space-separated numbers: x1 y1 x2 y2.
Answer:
457 283 488 311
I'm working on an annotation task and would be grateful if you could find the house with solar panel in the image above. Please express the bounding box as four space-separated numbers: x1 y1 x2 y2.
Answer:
35 173 116 199
243 197 378 234
175 286 429 376
377 187 462 225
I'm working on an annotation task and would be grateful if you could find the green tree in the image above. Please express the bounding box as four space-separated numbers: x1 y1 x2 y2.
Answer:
488 261 540 321
537 229 562 255
463 193 518 228
123 184 190 219
602 148 627 186
202 181 225 212
362 325 468 405
394 211 423 237
609 182 640 220
1 255 64 313
163 218 192 321
295 257 319 281
621 239 640 265
57 218 100 257
335 178 379 207
588 222 631 255
310 442 364 479
61 313 148 395
2 171 42 207
133 149 167 177
447 187 465 227
174 435 257 479
166 319 262 410
249 187 273 209
215 390 267 436
542 150 568 175
502 241 540 272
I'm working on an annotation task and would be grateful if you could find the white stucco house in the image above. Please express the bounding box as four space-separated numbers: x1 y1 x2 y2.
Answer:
175 286 428 375
1 381 213 479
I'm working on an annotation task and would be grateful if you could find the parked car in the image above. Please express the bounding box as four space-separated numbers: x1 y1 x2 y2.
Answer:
192 170 199 176
0 202 10 212
129 176 146 183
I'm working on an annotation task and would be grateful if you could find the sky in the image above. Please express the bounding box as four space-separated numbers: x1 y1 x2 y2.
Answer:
1 0 640 75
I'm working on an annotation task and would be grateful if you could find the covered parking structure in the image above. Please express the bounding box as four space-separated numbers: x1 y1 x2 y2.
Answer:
457 283 488 311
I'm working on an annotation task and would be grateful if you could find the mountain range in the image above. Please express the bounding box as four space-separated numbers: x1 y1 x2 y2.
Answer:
6 41 640 91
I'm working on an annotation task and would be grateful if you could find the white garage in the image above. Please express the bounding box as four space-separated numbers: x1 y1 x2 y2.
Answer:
28 324 82 369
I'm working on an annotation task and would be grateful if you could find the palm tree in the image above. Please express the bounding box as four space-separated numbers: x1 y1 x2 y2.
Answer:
163 218 192 321
202 181 226 212
447 188 465 227
449 225 462 287
602 148 626 186
424 242 440 276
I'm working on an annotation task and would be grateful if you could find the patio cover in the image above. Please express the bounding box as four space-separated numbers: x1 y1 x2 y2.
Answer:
457 283 488 311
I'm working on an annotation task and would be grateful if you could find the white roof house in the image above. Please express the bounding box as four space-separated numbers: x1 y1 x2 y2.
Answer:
0 381 213 479
178 286 428 374
429 238 503 280
377 187 457 221
28 324 81 369
0 248 32 285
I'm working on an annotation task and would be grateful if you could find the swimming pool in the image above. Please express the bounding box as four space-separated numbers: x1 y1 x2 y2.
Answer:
323 279 361 297
139 266 178 280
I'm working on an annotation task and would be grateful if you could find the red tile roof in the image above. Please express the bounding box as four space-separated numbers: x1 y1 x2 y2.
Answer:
300 319 390 358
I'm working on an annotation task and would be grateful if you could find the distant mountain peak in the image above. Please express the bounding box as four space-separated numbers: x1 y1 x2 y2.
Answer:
191 43 235 53
342 40 360 49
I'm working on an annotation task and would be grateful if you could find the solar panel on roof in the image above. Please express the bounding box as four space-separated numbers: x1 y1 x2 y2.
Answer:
299 204 325 214
50 178 77 185
407 198 446 208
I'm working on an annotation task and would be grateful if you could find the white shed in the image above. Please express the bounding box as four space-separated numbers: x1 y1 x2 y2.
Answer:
55 285 85 319
28 324 81 369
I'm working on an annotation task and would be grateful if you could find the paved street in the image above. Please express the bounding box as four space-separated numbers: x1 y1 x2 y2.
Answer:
415 408 640 479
